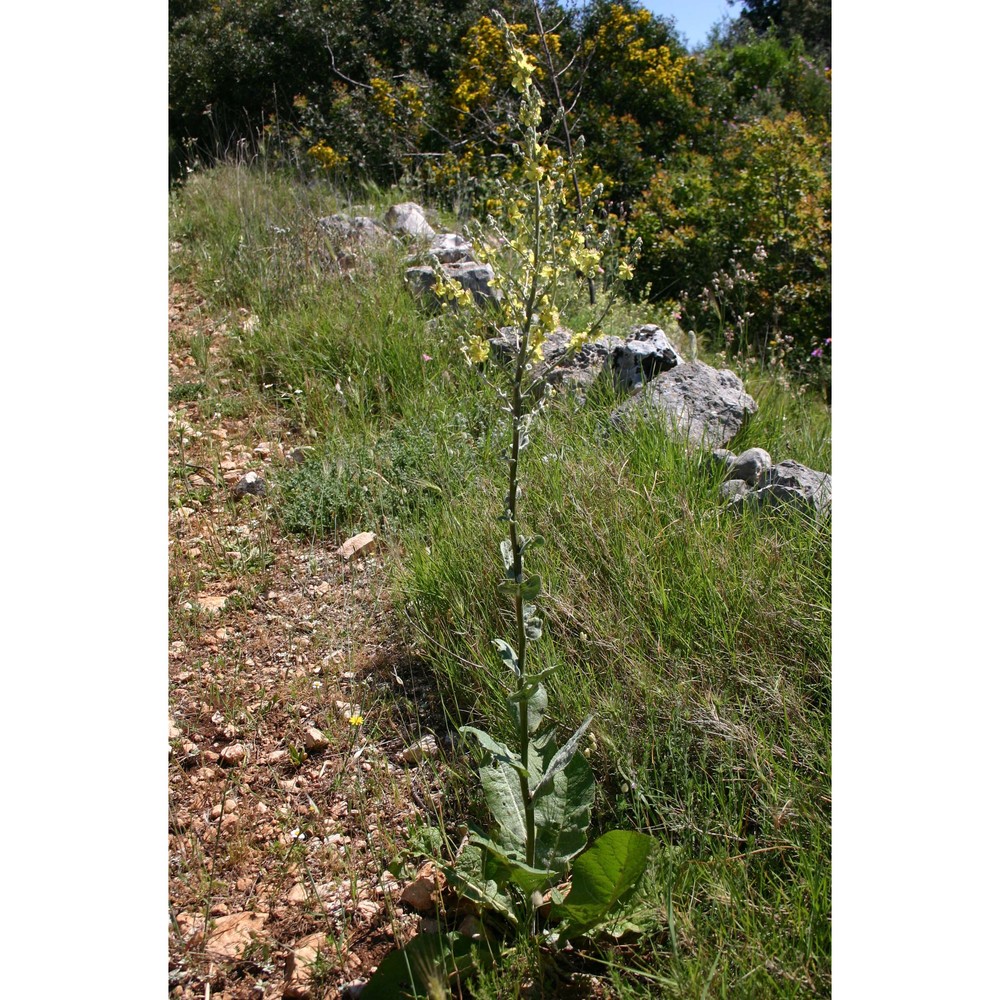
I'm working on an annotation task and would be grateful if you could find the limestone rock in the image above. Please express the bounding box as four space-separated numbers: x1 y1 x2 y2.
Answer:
428 232 475 264
385 202 434 239
397 734 439 765
318 214 388 244
336 531 376 561
610 361 757 449
195 910 268 961
303 726 329 752
219 744 246 766
725 447 772 486
610 324 684 391
731 460 832 516
405 262 500 308
234 471 266 497
284 931 328 998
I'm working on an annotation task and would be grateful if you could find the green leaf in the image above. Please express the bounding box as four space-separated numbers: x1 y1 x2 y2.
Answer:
506 681 547 734
530 731 595 872
479 757 529 859
498 574 542 601
522 603 543 641
500 539 514 571
469 834 557 897
445 843 519 924
361 930 494 999
491 638 520 676
459 727 525 774
519 534 545 555
548 830 653 941
531 716 593 800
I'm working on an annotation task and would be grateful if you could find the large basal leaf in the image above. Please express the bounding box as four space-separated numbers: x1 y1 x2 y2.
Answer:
478 756 528 859
443 846 518 924
470 834 557 897
548 830 652 941
361 930 494 999
531 715 592 799
459 727 524 774
530 731 595 873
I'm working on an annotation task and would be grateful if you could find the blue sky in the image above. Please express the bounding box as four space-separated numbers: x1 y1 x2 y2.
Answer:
638 1 743 49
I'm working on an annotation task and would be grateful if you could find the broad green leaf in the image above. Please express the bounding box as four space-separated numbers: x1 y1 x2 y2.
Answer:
529 730 595 873
548 830 653 941
506 681 547 734
444 848 518 924
469 834 557 897
362 929 494 999
531 716 593 800
491 638 520 676
479 758 528 859
459 727 524 774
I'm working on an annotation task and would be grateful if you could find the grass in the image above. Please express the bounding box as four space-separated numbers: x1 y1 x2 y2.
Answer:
170 161 831 998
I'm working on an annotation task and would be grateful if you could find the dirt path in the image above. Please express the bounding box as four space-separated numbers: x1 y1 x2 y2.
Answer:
168 282 447 999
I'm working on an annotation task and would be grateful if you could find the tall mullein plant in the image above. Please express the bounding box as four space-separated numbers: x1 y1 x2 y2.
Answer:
431 19 651 943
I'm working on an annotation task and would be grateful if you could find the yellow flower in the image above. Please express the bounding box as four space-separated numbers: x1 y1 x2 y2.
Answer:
466 336 490 364
348 714 364 727
617 261 634 281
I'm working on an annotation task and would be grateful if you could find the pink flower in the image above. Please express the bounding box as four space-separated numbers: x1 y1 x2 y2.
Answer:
421 353 432 362
811 347 823 358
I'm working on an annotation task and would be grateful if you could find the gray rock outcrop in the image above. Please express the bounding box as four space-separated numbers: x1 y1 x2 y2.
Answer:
427 233 475 264
317 214 388 244
610 324 684 390
384 202 434 239
610 361 757 449
487 323 684 394
728 460 831 516
405 262 501 308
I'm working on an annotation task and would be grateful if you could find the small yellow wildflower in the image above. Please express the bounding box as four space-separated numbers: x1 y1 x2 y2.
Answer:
348 714 364 727
617 261 634 281
466 336 490 364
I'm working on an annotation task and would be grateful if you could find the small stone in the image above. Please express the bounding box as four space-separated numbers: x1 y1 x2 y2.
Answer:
287 882 308 904
457 914 483 939
720 479 751 500
726 447 772 486
399 877 438 913
234 471 266 498
221 814 239 835
335 531 376 561
284 932 328 998
398 734 439 765
194 593 227 616
266 749 289 765
196 911 268 961
220 744 247 766
304 727 329 752
353 900 381 925
286 446 312 465
169 718 182 740
253 442 271 457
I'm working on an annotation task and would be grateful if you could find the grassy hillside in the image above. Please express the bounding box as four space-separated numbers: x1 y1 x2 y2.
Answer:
169 163 830 998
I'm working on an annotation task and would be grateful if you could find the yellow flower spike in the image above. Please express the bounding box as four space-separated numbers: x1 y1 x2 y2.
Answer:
466 337 490 364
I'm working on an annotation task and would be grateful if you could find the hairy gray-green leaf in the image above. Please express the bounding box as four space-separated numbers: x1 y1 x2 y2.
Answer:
444 846 518 924
529 731 595 872
519 534 545 555
479 758 528 859
531 715 593 800
507 681 547 734
491 638 520 676
469 834 557 897
460 726 524 774
522 603 543 641
548 829 652 941
500 539 514 572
